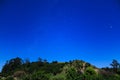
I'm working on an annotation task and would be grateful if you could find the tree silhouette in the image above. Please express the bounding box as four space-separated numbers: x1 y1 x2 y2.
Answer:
2 57 23 76
110 59 119 73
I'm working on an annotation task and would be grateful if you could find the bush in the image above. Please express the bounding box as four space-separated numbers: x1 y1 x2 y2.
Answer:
31 71 51 80
13 71 26 78
6 76 14 80
52 77 64 80
66 68 83 80
21 75 31 80
84 67 97 80
50 73 66 80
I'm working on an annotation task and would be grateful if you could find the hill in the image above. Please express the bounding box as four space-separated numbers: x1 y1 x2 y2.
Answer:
0 57 120 80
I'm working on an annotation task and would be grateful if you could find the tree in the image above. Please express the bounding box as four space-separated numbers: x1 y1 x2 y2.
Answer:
24 58 30 64
38 57 42 63
37 57 44 66
52 61 58 64
110 59 119 73
2 57 23 76
43 59 48 64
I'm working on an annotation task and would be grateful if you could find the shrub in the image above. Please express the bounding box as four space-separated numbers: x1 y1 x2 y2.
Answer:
13 71 26 78
84 67 97 80
66 68 83 80
31 71 51 80
6 76 14 80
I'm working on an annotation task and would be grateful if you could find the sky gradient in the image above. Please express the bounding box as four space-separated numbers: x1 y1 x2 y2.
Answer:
0 0 120 70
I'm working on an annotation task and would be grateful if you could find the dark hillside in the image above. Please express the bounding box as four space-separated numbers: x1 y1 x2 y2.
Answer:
1 57 120 80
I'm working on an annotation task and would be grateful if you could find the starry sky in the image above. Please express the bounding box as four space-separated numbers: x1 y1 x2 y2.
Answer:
0 0 120 70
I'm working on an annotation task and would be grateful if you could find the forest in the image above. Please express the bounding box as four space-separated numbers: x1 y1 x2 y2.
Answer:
0 57 120 80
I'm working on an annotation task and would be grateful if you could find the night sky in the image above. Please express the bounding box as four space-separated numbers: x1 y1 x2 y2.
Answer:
0 0 120 70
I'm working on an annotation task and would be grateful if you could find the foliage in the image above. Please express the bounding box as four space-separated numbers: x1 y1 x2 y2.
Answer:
31 71 51 80
2 57 23 76
110 59 119 73
66 68 83 80
5 76 14 80
84 67 97 80
50 73 66 80
13 71 26 78
2 57 120 80
85 67 97 75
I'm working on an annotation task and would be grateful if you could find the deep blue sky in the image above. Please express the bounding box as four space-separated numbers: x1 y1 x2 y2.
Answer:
0 0 120 70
